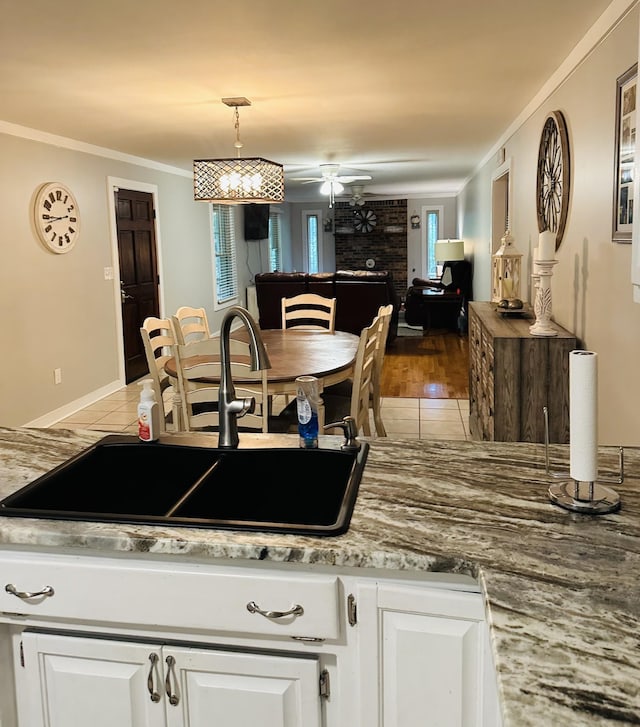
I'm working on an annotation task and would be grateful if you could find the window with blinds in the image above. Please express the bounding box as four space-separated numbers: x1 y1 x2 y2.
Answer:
211 205 238 308
268 212 282 271
303 210 321 273
423 207 443 279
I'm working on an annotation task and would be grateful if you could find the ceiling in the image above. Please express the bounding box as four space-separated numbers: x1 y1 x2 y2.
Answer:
0 0 617 203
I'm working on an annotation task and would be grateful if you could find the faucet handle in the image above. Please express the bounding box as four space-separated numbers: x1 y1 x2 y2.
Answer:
323 416 361 451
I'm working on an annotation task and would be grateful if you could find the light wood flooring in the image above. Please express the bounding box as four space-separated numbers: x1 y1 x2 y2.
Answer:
381 330 469 399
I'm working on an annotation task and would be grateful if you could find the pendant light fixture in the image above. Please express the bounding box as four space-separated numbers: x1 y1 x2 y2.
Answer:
193 97 284 204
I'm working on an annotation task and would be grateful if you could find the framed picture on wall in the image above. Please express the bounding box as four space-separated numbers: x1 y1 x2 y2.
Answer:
613 63 637 243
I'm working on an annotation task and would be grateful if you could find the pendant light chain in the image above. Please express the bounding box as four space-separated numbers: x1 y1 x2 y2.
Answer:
233 106 243 156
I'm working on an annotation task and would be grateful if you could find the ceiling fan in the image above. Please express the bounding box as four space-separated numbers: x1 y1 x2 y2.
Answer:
341 184 375 207
291 164 372 207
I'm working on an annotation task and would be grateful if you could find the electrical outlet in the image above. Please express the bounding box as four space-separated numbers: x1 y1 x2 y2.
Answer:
104 266 114 280
54 368 62 385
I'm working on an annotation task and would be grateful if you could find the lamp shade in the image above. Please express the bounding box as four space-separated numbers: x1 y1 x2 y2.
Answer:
434 239 465 262
193 157 284 204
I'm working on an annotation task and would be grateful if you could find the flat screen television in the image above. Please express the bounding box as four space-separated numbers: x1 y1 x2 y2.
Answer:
244 204 270 240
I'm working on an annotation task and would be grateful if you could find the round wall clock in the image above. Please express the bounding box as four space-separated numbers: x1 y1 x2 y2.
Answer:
536 110 570 249
353 208 377 233
33 182 81 254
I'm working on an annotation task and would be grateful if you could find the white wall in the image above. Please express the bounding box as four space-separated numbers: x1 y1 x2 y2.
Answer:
459 5 640 445
0 131 253 427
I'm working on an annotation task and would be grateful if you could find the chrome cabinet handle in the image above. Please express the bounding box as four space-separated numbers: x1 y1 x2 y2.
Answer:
5 583 55 600
147 653 161 703
165 655 179 706
246 601 304 619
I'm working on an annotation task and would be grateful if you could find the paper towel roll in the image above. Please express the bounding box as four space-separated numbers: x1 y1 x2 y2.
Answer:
569 350 598 482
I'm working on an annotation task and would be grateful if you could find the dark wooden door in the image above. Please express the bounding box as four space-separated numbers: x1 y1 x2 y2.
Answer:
115 189 160 383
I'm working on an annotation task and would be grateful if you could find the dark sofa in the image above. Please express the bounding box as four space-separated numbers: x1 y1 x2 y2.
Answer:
254 270 399 343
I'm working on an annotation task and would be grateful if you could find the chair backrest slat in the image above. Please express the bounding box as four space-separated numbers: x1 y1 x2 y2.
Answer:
140 316 178 433
172 336 268 433
281 294 336 332
172 306 211 345
347 315 381 434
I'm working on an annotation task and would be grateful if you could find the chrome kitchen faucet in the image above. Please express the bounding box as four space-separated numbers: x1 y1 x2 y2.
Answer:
218 306 271 449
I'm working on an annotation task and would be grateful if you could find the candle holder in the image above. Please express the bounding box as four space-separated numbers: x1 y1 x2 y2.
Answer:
529 259 558 336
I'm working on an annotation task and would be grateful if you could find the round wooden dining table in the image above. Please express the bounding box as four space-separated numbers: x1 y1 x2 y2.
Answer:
164 328 360 430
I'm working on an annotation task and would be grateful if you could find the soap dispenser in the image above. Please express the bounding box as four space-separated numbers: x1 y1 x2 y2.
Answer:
138 379 160 442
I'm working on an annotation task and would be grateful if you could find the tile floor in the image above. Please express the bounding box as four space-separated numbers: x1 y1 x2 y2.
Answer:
49 380 471 441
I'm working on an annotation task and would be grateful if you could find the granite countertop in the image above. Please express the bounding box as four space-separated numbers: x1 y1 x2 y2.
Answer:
0 426 638 726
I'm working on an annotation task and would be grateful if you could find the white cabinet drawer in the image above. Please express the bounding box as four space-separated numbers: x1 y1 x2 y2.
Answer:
0 551 342 640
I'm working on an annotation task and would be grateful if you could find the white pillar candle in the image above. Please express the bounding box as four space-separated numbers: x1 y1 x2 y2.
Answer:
538 231 556 261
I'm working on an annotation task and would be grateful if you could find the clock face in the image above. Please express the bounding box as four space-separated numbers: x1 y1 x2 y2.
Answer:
536 110 570 248
33 182 81 254
353 208 377 233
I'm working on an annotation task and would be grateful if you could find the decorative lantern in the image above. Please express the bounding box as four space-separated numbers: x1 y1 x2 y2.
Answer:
491 229 523 303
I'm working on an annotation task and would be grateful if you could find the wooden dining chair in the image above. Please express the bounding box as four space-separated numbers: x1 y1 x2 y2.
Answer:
281 293 336 332
172 337 269 433
172 306 211 345
323 313 381 437
371 304 394 436
322 305 392 436
139 316 178 433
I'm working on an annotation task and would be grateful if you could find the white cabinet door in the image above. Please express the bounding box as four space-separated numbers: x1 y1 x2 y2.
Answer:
381 609 481 726
19 633 322 727
165 645 322 727
20 632 165 727
357 581 500 727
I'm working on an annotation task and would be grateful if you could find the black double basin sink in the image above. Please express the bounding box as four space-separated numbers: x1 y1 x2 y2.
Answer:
0 435 368 536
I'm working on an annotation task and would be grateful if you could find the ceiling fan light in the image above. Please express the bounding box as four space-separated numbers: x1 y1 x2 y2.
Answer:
333 181 344 194
320 181 333 195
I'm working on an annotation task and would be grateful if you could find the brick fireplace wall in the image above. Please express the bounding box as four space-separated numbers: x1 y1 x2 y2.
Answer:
333 199 407 290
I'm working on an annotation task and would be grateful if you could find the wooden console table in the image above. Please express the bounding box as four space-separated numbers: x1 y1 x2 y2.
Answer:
468 302 577 443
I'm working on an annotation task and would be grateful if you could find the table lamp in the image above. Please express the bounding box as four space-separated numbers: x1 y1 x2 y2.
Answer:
434 239 465 285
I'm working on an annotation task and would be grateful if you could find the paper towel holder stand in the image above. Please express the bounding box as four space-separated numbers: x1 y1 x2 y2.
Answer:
542 406 623 514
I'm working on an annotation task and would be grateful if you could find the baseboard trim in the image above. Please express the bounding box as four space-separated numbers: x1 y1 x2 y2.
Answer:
23 380 124 428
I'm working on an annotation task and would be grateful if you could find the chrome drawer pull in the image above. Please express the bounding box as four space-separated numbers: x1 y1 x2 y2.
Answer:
147 653 161 703
246 601 304 619
165 655 179 706
5 583 54 600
